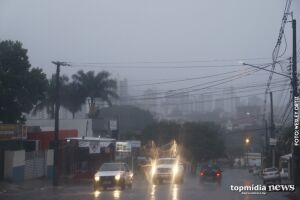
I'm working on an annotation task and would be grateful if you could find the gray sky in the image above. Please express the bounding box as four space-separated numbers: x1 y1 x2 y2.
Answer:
0 0 299 98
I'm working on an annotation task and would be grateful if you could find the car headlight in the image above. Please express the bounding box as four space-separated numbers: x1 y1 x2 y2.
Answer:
173 165 179 175
115 174 121 181
94 176 100 181
151 167 157 176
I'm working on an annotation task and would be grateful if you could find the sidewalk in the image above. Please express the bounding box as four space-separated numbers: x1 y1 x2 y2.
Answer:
0 177 92 194
284 187 300 200
0 178 53 193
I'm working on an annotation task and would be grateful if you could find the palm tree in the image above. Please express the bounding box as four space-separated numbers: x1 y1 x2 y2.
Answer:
72 70 118 118
33 74 69 119
61 82 86 119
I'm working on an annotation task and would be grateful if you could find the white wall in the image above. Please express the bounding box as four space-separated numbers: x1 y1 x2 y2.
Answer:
4 151 13 179
13 150 25 167
4 150 25 179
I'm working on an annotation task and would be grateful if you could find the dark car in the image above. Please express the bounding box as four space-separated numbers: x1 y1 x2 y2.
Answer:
199 164 222 184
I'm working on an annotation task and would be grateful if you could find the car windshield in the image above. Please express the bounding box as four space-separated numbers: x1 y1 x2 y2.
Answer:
264 168 278 172
99 163 124 171
202 165 220 170
157 159 176 165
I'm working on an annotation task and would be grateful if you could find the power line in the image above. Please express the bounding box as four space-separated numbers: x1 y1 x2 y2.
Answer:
125 78 288 94
127 82 289 101
145 63 281 100
67 61 290 70
65 57 283 66
69 63 250 69
132 88 287 106
124 69 244 87
263 0 292 120
128 67 261 100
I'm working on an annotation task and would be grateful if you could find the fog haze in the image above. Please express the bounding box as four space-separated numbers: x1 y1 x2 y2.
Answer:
0 0 299 95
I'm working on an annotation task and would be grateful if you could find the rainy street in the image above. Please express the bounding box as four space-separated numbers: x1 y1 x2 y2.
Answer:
0 169 292 200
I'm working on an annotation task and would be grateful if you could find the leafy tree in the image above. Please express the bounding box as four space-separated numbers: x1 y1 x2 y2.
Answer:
141 121 181 145
0 40 48 123
141 121 225 162
94 105 155 137
72 70 118 118
61 82 86 119
183 122 225 162
33 74 69 119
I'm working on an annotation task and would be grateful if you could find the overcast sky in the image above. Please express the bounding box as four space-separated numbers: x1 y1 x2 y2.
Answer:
0 0 299 98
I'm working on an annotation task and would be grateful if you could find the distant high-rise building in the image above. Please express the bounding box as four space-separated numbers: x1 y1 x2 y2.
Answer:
214 98 225 111
139 88 159 117
118 79 129 105
248 95 263 107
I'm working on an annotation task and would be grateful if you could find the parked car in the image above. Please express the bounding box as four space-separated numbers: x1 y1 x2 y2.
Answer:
280 168 289 182
94 162 133 191
199 164 222 184
262 167 280 184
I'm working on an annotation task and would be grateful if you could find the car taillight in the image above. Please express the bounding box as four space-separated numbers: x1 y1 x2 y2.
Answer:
216 173 221 177
200 172 204 176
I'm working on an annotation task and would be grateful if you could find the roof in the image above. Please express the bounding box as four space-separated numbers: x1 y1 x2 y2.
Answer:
280 153 292 160
66 136 115 142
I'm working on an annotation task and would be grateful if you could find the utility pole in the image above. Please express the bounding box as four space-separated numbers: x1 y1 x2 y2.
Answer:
270 92 276 167
264 119 268 168
291 19 300 186
52 61 70 186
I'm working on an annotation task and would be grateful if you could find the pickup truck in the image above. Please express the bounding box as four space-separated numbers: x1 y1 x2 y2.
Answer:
151 157 184 184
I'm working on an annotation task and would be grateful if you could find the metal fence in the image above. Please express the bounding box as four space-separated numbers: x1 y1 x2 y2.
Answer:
24 151 46 180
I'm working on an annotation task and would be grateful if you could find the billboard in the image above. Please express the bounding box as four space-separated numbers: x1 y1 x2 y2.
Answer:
116 142 131 152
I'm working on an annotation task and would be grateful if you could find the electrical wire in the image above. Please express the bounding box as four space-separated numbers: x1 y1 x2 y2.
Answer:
65 57 280 66
132 88 287 107
127 63 275 100
263 0 292 120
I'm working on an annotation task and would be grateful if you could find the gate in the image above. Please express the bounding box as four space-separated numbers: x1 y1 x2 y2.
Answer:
24 151 46 179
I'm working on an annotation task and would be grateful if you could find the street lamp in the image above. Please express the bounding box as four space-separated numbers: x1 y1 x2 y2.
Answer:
245 137 250 168
239 61 291 79
241 57 300 185
245 138 250 145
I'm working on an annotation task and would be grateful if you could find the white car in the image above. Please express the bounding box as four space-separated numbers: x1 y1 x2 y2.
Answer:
262 167 280 184
94 162 133 191
151 158 184 184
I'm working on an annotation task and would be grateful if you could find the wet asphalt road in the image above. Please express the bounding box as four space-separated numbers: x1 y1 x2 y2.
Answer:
0 169 294 200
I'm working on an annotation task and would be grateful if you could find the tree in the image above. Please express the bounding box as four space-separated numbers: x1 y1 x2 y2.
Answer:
72 70 118 118
0 40 48 123
33 74 69 119
181 122 225 162
94 105 155 138
61 82 86 119
141 121 181 145
141 121 225 162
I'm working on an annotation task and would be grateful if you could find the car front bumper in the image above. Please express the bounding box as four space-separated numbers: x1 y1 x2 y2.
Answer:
94 176 123 189
263 175 280 181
